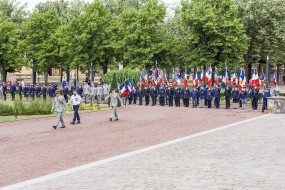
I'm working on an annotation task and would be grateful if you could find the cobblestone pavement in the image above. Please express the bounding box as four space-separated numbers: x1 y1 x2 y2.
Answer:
2 114 284 190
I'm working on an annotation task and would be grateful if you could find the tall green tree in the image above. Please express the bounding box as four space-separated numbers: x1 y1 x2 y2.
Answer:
180 0 248 71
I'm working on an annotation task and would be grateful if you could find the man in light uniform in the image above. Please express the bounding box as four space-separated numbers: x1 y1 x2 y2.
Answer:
103 83 108 101
51 90 68 129
104 88 124 121
97 84 103 104
83 82 90 104
69 90 82 125
90 83 96 104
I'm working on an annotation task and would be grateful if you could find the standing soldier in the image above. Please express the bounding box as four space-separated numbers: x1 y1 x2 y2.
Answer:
0 83 3 100
213 85 221 109
133 87 137 105
51 90 68 129
165 85 170 105
150 85 156 106
174 85 181 107
206 87 214 108
69 90 82 125
77 83 83 97
159 84 166 106
199 86 206 108
48 84 52 98
10 82 16 101
231 86 239 109
63 85 69 103
183 85 191 107
262 85 271 112
224 85 232 109
90 84 96 104
144 85 150 106
97 84 103 104
252 85 259 110
181 86 186 106
24 84 29 101
128 88 133 105
18 82 23 101
168 85 174 107
35 84 41 99
103 89 124 122
2 82 7 101
138 86 144 105
191 87 199 108
30 84 35 100
103 83 108 101
240 86 247 110
83 83 90 104
42 84 47 101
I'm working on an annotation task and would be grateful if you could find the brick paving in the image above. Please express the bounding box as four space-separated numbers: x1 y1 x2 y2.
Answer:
2 113 284 190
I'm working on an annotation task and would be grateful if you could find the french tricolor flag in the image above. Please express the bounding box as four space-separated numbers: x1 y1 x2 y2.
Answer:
273 66 277 84
184 69 188 86
193 71 199 87
119 83 127 97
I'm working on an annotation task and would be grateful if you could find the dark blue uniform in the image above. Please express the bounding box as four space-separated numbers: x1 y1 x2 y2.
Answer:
77 85 83 97
18 85 23 101
159 87 166 106
71 85 76 95
144 87 150 106
128 91 133 105
248 86 253 108
191 88 199 108
24 86 29 100
183 88 191 107
213 87 221 109
133 89 137 104
63 86 69 102
206 88 214 108
262 89 270 112
48 85 52 97
35 85 41 98
10 84 16 101
252 87 259 110
168 87 174 107
138 88 144 105
231 89 239 103
150 87 157 106
29 85 35 100
181 88 186 106
199 87 206 108
42 86 47 101
3 85 7 101
224 86 232 109
174 87 181 107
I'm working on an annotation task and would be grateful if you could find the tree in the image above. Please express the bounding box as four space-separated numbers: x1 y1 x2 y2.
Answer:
180 0 248 72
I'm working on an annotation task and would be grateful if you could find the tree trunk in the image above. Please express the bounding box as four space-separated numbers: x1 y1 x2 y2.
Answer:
44 71 48 86
91 62 95 82
32 70 36 86
76 65 79 82
2 70 7 83
66 66 70 83
102 64 108 74
60 69 63 83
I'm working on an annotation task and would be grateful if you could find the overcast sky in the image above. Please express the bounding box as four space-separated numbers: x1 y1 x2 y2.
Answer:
20 0 179 11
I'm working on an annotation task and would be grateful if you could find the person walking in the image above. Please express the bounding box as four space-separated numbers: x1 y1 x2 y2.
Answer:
69 90 82 125
103 89 124 121
51 90 68 129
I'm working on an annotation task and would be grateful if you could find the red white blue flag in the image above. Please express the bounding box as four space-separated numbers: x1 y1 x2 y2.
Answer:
119 83 127 97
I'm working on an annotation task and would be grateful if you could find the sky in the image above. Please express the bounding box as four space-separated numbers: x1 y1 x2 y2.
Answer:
20 0 179 11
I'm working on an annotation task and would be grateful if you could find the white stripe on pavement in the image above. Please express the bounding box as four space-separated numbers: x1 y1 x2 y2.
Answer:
0 114 270 190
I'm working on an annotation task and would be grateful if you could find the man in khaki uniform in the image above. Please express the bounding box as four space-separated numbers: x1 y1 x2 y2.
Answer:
51 90 68 129
104 89 124 121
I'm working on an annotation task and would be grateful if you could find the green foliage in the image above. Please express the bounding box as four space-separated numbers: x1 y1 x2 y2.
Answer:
180 0 248 70
13 99 53 115
0 102 14 116
102 68 140 86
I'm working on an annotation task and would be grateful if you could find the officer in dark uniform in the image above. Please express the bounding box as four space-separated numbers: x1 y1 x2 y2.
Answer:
206 87 214 108
30 84 35 100
183 86 191 107
224 85 232 109
10 82 16 101
248 85 253 108
181 87 186 106
165 86 170 105
42 85 47 101
18 83 23 101
174 86 181 107
144 85 150 106
24 84 29 101
35 84 42 98
71 84 76 96
150 85 157 106
53 82 58 91
213 85 221 109
169 85 174 107
77 84 83 97
262 86 270 112
3 82 7 101
138 87 144 105
252 85 259 110
48 84 52 98
133 88 137 104
159 85 166 106
199 86 206 108
63 85 69 103
128 89 133 105
191 87 199 108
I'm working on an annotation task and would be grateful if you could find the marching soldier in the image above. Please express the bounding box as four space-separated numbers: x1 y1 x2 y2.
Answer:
174 86 181 107
51 90 68 129
10 82 16 101
42 84 47 101
213 85 221 109
63 85 69 103
18 83 23 101
231 86 239 109
199 86 206 108
252 85 259 110
206 87 214 108
35 84 41 98
24 84 29 101
191 87 199 108
144 85 150 106
224 85 232 109
262 85 271 112
240 86 247 110
103 89 124 122
69 90 82 125
30 84 35 100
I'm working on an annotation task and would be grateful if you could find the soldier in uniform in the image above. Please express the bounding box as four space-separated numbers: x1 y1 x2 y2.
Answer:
138 86 144 105
30 84 35 100
0 83 3 100
63 85 69 103
42 84 47 101
224 84 232 109
133 87 137 105
51 90 68 129
90 84 96 104
159 85 166 106
77 83 83 97
231 86 239 109
144 85 150 106
183 85 191 107
69 90 82 124
262 85 271 112
252 85 259 110
168 85 174 107
71 84 76 97
24 84 29 101
35 84 42 99
165 85 170 105
174 86 181 107
104 89 124 121
83 83 90 104
10 82 16 101
199 86 206 108
206 87 214 108
248 85 253 108
213 85 221 109
191 87 199 108
181 86 186 106
2 82 7 101
128 88 133 105
48 84 53 98
97 84 103 104
240 86 247 109
103 83 108 101
18 83 23 101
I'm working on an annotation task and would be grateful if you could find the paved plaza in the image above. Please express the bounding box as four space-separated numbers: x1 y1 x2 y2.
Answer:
2 113 285 190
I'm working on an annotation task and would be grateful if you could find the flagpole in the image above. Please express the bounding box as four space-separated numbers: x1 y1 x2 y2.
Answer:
266 55 269 88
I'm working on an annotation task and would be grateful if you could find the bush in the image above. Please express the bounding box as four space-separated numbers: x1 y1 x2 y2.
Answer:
12 99 53 116
0 102 14 116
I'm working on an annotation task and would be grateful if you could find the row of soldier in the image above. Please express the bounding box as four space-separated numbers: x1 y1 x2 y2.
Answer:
121 83 274 112
0 82 110 103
